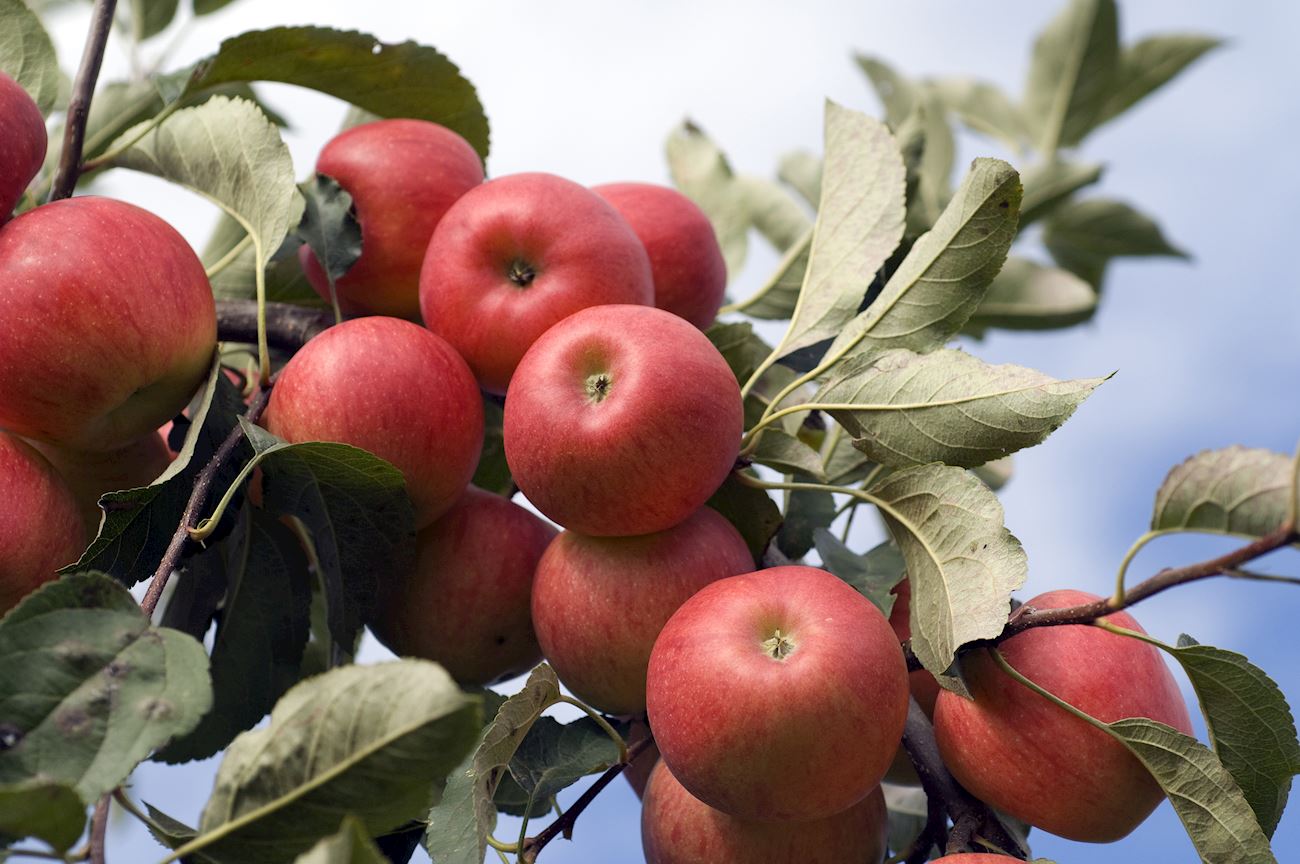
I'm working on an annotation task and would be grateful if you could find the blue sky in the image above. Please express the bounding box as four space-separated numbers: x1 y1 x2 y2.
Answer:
39 0 1299 861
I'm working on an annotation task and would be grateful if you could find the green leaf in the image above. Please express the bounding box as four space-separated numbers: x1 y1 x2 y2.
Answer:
0 780 86 854
751 430 826 480
157 509 312 764
1022 0 1120 152
1096 35 1223 129
1105 719 1277 863
1020 160 1103 227
297 174 363 294
1043 198 1188 261
0 0 59 114
775 487 835 561
726 231 809 320
972 456 1015 492
883 785 931 859
812 530 905 616
472 398 513 497
188 661 479 864
895 90 956 234
177 27 489 160
822 431 878 486
705 321 799 429
1151 446 1293 538
738 175 811 252
778 150 822 208
193 0 240 14
854 55 918 127
425 665 561 864
932 78 1028 152
868 464 1027 678
130 0 179 41
666 121 749 277
293 816 386 864
159 539 229 642
0 573 212 801
508 716 629 806
815 348 1106 468
827 158 1022 362
776 101 906 359
966 257 1098 332
706 472 778 563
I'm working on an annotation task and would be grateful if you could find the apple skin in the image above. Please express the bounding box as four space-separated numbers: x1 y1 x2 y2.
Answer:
0 432 86 613
883 575 942 784
641 761 887 864
419 172 654 394
531 506 754 715
0 72 46 221
299 119 483 320
31 431 172 537
0 197 216 452
263 316 483 527
592 183 727 330
503 304 742 536
646 565 909 822
369 486 556 686
933 588 1193 843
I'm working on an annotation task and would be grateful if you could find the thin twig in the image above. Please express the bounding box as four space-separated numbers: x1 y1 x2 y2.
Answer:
88 795 110 864
216 299 335 353
49 0 119 201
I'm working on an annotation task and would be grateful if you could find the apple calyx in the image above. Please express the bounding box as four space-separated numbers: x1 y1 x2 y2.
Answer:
762 628 796 660
585 372 613 403
507 258 538 287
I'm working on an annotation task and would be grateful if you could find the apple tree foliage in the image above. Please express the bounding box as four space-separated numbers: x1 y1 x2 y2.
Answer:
0 0 1296 862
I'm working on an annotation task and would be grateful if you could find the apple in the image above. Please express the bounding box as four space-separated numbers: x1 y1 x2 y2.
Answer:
369 486 556 686
641 761 887 864
0 71 46 222
623 717 660 799
0 198 216 453
933 588 1193 843
504 305 742 536
592 182 727 329
419 172 654 394
646 565 909 821
0 432 86 613
299 119 484 320
531 506 753 715
884 575 942 784
31 431 172 536
263 316 483 527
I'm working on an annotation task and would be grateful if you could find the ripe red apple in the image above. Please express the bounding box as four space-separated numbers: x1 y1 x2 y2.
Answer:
0 197 216 452
641 761 887 864
884 575 942 784
592 183 727 329
263 316 483 527
31 431 172 537
933 589 1193 843
504 305 742 536
0 432 85 613
0 71 46 221
369 486 556 686
531 506 753 715
646 565 909 822
419 172 654 394
299 119 483 320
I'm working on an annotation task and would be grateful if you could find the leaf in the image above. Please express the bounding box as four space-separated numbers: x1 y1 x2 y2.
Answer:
1043 197 1188 262
1096 35 1223 129
472 398 513 497
854 55 918 127
883 784 931 859
158 537 229 642
966 257 1098 332
896 91 956 235
1105 719 1277 863
706 472 779 563
1151 446 1292 538
932 78 1028 152
0 573 212 801
751 430 826 480
737 175 811 252
972 456 1015 492
776 101 906 359
1164 636 1300 837
508 716 629 806
65 359 247 585
130 0 180 41
193 0 240 14
815 348 1106 468
0 0 59 114
176 27 489 159
293 816 386 864
1022 0 1120 152
425 665 561 864
666 122 749 277
1020 160 1103 227
868 464 1027 677
775 487 836 560
108 96 298 298
297 174 363 292
728 231 809 320
0 780 85 854
157 509 312 764
812 530 905 616
827 158 1022 362
778 150 822 208
189 660 479 864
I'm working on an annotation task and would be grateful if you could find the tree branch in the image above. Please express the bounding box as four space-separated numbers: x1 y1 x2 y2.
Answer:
49 0 119 202
88 795 110 864
216 300 334 353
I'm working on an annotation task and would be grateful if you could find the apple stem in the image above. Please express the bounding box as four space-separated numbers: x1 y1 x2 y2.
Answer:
49 0 119 202
87 794 110 864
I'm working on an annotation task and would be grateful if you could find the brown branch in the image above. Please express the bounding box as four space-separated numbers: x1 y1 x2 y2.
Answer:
215 300 335 353
88 795 110 864
49 0 119 202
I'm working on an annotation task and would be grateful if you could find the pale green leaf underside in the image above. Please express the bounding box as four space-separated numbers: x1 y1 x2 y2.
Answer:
1022 0 1119 151
1044 197 1188 260
292 816 386 864
967 257 1097 331
1152 446 1292 537
932 77 1027 152
666 123 749 278
751 429 826 480
0 0 60 114
1096 34 1223 129
1020 160 1103 227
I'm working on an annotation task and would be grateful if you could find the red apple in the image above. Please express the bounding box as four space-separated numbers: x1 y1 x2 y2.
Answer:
532 506 753 714
933 589 1193 842
0 198 216 453
263 316 483 527
641 761 887 864
646 565 909 822
419 172 654 394
0 71 46 221
593 182 727 329
31 431 172 537
370 486 556 686
884 576 942 784
0 432 85 613
623 717 660 799
503 305 742 536
299 119 483 320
